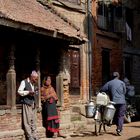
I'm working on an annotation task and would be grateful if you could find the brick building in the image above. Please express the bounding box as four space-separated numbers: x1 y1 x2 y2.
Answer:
91 0 140 114
1 0 140 139
50 0 90 101
44 0 92 134
91 0 123 94
122 0 140 112
122 0 140 94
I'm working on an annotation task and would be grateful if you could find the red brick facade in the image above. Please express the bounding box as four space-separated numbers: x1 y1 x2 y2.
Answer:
91 1 123 94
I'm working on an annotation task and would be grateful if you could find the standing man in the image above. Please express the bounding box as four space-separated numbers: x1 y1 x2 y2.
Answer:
101 72 126 136
18 71 39 140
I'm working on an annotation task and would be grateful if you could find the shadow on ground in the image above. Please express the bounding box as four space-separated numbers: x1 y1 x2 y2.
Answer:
70 131 95 137
124 124 140 129
127 135 140 140
70 130 117 137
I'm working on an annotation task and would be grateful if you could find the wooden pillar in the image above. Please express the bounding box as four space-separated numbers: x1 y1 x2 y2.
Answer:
6 45 16 109
35 47 41 109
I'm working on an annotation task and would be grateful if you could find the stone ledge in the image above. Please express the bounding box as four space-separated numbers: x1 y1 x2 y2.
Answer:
0 127 46 139
0 129 24 139
0 108 22 116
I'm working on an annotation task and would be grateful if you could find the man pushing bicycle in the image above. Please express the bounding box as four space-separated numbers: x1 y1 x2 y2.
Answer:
101 72 126 136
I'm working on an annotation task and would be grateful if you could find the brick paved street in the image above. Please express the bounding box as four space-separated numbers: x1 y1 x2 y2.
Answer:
41 121 140 140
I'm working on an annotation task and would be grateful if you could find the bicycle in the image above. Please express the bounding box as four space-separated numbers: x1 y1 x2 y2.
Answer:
94 92 116 136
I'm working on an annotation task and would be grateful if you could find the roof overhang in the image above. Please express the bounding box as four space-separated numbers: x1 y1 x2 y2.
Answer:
0 17 85 45
0 0 87 45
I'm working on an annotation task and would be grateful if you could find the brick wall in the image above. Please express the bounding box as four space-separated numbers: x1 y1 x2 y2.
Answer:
91 1 123 94
0 106 93 140
53 3 89 101
0 108 23 140
0 109 22 132
0 108 45 140
92 34 122 93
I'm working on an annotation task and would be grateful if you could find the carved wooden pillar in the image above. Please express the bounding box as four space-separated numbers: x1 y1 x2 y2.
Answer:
35 47 41 108
63 48 70 108
6 45 16 109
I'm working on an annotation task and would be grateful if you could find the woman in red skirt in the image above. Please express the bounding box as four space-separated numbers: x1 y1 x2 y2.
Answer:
41 76 65 138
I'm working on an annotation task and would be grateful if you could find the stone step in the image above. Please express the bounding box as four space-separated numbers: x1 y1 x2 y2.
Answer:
0 129 24 139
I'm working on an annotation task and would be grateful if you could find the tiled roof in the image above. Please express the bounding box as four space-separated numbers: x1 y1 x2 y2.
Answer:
0 0 85 44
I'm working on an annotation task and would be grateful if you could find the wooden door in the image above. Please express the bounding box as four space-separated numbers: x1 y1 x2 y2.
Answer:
69 49 80 89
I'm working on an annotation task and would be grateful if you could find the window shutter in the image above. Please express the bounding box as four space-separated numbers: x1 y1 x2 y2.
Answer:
114 18 125 32
97 15 108 29
97 2 108 30
114 6 125 33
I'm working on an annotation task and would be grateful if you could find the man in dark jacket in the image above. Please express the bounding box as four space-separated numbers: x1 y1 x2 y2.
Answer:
101 72 126 136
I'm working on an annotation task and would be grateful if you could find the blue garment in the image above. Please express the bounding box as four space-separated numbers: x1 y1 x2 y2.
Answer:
114 104 126 131
101 78 126 104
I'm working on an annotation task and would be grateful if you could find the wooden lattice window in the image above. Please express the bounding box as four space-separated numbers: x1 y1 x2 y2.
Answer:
68 49 80 88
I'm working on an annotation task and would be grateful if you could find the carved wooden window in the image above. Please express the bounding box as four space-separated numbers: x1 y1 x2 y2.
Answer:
68 49 80 88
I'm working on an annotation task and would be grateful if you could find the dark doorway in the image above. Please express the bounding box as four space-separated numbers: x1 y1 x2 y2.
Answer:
0 46 7 105
124 56 132 80
102 49 110 84
40 41 60 88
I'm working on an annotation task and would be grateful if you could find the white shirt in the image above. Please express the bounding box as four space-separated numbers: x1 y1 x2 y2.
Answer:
18 78 34 96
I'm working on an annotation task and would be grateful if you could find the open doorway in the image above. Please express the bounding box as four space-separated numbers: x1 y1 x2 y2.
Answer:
102 49 110 84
